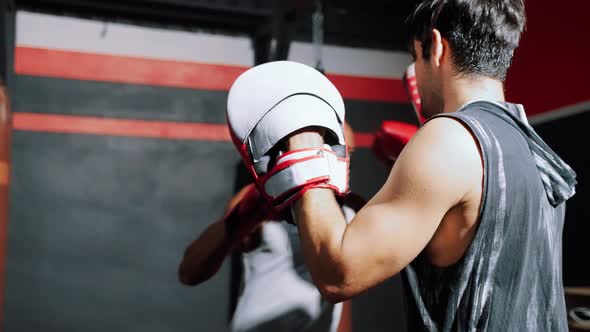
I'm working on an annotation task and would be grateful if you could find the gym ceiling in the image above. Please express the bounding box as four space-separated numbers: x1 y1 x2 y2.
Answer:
11 0 417 51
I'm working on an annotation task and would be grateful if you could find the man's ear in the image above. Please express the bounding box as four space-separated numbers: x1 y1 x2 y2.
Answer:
431 29 445 67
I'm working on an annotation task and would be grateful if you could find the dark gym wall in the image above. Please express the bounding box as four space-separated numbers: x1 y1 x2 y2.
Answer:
7 12 245 331
4 11 415 332
533 110 590 286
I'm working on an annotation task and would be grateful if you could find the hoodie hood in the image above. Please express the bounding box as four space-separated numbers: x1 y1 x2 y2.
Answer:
473 101 577 207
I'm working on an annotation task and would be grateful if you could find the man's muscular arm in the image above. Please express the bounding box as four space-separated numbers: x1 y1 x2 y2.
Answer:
291 117 482 303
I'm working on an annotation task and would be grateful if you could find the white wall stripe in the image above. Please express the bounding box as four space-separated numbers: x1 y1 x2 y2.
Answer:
529 100 590 125
16 11 255 67
16 11 410 79
289 42 411 79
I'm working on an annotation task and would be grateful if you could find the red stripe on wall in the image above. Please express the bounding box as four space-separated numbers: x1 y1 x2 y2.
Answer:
13 113 231 141
14 46 407 103
328 75 406 104
12 113 375 148
14 46 246 92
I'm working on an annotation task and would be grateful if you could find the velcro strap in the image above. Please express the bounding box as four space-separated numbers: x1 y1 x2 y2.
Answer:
261 146 348 206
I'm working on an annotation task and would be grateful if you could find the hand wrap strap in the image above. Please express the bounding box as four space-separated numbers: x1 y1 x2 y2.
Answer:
260 145 349 210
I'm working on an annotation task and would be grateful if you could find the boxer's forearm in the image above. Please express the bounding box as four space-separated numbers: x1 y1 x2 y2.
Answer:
294 188 350 302
178 220 231 285
179 184 265 285
286 129 354 301
179 212 258 285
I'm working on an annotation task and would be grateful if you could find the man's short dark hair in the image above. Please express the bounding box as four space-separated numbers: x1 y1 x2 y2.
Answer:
407 0 526 81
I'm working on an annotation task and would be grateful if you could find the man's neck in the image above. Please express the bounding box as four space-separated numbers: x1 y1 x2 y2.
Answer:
442 76 505 114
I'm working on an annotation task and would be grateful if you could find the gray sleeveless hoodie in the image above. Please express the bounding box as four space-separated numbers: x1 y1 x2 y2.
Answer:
403 101 577 331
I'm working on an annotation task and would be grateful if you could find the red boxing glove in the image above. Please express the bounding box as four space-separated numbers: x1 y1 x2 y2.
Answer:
372 121 418 169
403 63 425 124
224 184 282 241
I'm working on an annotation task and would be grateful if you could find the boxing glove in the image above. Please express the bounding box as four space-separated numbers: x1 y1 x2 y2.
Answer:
224 184 282 241
372 121 418 169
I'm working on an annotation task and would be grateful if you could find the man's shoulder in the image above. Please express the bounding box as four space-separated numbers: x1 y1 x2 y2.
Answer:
411 116 482 164
387 116 483 208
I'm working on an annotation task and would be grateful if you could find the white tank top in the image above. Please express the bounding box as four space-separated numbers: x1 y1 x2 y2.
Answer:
230 206 355 332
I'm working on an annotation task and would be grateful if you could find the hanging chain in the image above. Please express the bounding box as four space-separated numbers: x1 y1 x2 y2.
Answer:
312 0 324 72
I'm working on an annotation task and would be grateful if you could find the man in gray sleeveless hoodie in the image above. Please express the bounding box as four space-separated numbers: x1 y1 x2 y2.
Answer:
281 0 577 331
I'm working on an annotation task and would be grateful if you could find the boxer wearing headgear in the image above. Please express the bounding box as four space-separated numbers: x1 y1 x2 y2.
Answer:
226 0 577 330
